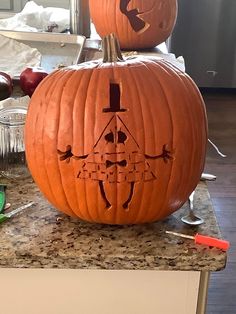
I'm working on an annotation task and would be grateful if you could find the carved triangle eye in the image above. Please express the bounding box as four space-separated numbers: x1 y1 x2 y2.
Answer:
118 130 127 144
105 131 114 143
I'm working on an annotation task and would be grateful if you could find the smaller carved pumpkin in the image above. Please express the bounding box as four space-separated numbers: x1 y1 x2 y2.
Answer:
89 0 178 50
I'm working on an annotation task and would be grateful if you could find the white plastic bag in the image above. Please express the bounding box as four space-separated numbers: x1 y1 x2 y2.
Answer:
0 1 70 33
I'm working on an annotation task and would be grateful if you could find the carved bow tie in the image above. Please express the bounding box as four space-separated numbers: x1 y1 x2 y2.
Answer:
106 160 127 168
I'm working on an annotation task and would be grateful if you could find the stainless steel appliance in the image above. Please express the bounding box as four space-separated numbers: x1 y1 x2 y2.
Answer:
168 0 236 88
70 0 90 37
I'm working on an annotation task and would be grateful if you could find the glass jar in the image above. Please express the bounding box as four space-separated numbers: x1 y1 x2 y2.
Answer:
0 106 29 179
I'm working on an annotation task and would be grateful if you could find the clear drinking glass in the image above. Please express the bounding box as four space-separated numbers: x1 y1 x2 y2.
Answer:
0 107 29 179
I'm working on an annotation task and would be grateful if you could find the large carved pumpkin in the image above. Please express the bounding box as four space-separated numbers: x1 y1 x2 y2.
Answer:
25 34 207 225
89 0 178 49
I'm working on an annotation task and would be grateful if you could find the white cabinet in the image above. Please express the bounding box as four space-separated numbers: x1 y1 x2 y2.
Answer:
0 269 201 314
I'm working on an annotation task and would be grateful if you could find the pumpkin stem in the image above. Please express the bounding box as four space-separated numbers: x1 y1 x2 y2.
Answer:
102 34 124 63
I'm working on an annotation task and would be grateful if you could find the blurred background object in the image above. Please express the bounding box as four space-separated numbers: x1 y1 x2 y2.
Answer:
70 0 90 37
168 0 236 88
0 1 70 33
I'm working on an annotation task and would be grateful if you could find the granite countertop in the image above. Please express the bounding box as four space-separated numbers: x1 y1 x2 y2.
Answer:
0 177 227 271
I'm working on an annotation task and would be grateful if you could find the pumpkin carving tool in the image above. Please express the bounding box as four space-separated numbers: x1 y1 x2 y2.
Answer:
166 231 230 251
0 201 34 224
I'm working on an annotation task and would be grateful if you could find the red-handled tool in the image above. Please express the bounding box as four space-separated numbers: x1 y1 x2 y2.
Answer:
166 231 230 251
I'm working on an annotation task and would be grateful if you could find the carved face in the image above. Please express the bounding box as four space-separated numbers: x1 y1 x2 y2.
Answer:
89 0 178 49
57 82 171 211
74 116 159 184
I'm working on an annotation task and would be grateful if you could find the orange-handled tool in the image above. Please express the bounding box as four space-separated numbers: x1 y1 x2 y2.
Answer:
166 231 230 251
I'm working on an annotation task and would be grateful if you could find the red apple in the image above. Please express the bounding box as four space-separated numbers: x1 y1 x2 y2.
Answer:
20 67 48 97
0 72 13 101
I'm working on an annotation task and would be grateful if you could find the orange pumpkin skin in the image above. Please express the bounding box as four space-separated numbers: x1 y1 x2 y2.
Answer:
25 55 207 225
89 0 178 49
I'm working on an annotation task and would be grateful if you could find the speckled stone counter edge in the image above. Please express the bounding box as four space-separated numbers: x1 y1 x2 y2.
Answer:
0 178 227 271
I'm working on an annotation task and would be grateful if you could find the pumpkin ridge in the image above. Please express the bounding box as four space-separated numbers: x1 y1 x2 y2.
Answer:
139 64 161 221
55 70 85 217
51 71 78 214
138 1 159 16
146 59 175 220
125 61 152 222
94 68 102 223
119 64 140 222
177 74 202 190
94 67 110 223
112 66 124 224
159 60 206 190
170 67 197 197
69 70 87 217
85 66 117 222
180 73 207 174
49 71 78 216
72 69 92 220
114 1 119 45
148 59 206 215
154 62 193 159
29 100 60 205
152 62 193 213
147 60 180 217
143 60 174 221
79 68 99 222
105 0 111 40
125 2 131 48
160 59 183 74
29 70 70 211
59 70 87 218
